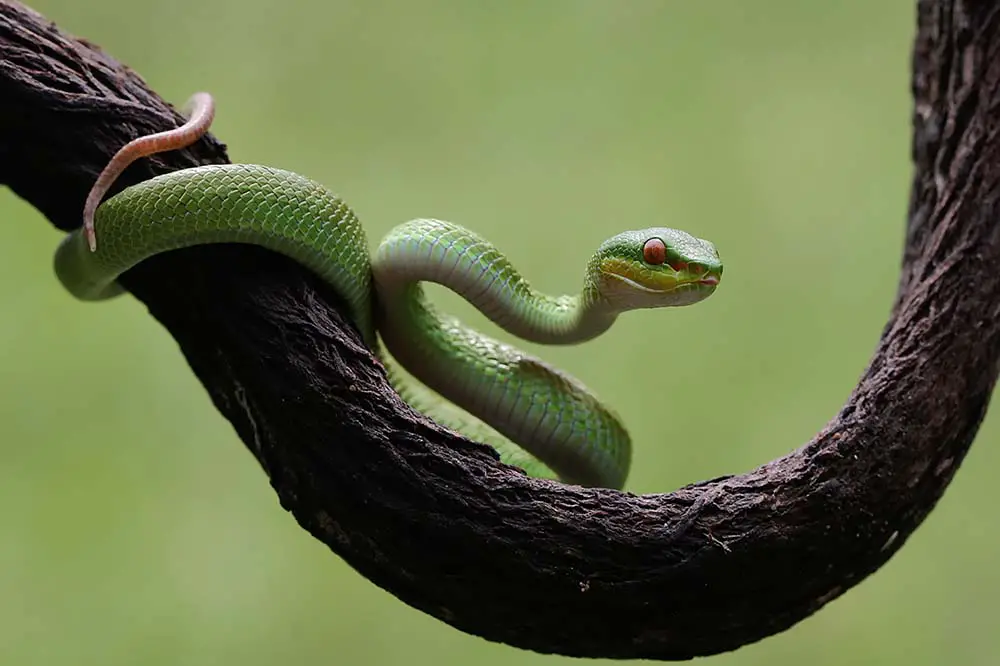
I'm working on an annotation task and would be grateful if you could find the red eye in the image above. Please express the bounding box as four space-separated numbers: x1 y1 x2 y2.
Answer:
642 238 667 265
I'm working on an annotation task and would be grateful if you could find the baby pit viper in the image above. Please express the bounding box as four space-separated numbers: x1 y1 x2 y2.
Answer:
54 92 723 489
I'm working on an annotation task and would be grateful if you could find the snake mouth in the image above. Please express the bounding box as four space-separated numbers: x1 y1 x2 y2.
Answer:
604 271 671 294
604 270 716 294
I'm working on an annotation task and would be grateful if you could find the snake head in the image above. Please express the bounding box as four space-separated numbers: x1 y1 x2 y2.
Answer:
594 227 723 311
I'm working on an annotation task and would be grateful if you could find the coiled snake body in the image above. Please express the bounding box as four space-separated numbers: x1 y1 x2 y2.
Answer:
54 93 723 489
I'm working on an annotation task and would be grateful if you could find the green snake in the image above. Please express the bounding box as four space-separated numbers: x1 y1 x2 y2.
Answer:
54 92 723 489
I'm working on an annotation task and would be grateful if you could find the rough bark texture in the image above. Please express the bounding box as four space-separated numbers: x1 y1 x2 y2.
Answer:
2 0 997 660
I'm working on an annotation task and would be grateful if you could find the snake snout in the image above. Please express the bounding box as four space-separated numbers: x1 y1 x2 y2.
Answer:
688 261 721 287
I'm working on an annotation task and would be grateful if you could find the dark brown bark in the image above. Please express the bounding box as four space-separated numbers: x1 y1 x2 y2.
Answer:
2 0 997 659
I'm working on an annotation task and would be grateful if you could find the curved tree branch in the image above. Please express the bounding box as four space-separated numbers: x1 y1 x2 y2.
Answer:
3 0 998 659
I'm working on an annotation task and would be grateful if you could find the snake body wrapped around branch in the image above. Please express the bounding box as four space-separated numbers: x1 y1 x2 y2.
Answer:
54 92 723 489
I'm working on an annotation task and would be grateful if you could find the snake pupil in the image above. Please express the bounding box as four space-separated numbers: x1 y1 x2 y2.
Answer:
642 238 667 265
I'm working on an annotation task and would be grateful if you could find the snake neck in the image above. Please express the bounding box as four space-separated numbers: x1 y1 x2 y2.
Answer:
371 219 618 345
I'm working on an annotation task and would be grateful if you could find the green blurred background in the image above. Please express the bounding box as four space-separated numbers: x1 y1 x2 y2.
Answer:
3 1 996 664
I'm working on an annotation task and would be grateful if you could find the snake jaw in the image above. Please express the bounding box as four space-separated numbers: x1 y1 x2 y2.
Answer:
603 270 669 295
597 262 719 310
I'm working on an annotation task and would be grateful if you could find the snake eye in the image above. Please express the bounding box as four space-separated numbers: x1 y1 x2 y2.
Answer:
642 238 667 265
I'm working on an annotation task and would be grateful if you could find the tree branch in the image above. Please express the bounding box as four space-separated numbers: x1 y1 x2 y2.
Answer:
3 0 998 659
